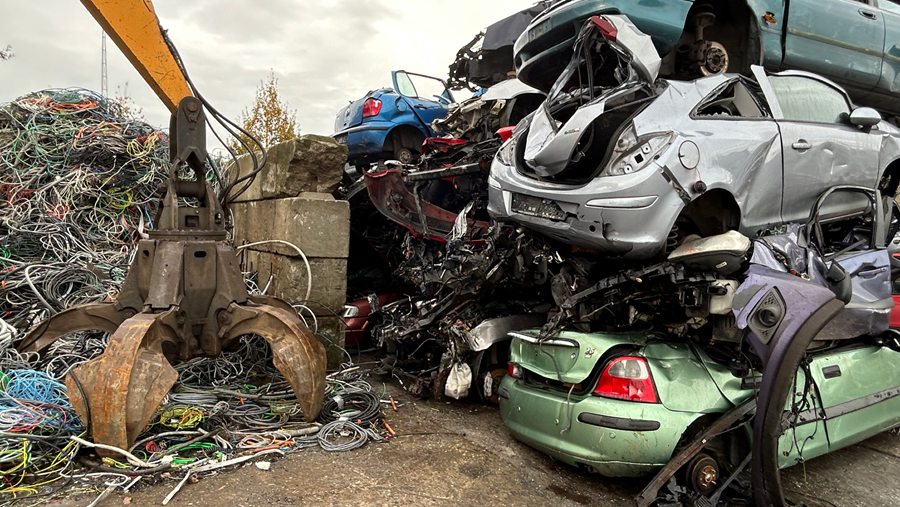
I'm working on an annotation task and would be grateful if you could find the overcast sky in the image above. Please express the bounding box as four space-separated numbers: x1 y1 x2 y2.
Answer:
0 0 533 142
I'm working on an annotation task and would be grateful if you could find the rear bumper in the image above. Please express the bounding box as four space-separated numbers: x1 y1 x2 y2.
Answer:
499 375 701 477
333 122 392 163
487 158 683 259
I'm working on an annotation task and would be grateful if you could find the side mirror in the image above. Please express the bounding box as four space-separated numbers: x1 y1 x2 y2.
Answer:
850 107 881 128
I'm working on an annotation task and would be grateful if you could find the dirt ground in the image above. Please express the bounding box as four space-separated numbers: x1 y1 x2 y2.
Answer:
46 375 900 507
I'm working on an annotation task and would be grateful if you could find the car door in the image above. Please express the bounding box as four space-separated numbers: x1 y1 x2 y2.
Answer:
782 0 884 89
875 0 900 95
392 71 454 136
753 68 882 223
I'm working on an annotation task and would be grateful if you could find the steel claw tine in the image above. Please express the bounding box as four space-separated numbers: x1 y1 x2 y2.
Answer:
66 311 178 454
221 303 327 420
19 302 132 354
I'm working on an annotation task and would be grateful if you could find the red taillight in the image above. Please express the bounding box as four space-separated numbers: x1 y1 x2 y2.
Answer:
590 16 618 41
593 356 657 403
508 364 522 379
362 98 382 118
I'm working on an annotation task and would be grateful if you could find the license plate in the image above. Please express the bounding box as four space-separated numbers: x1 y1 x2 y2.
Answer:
334 134 348 145
529 19 551 41
511 193 567 221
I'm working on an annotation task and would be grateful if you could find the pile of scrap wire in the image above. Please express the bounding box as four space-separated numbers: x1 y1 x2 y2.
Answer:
0 88 168 331
0 331 388 503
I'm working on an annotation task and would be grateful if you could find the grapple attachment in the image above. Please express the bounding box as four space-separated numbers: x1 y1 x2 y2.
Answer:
19 97 327 454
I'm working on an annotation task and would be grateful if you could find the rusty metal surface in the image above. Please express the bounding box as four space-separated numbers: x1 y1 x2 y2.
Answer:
65 311 179 454
19 303 130 354
220 302 327 420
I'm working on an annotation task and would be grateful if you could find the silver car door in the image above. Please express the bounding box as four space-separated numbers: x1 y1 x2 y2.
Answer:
753 68 882 223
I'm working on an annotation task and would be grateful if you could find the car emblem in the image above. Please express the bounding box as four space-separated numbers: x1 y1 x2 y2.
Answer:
585 347 596 359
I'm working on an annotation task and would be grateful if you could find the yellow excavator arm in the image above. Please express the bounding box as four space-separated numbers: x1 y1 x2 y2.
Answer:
80 0 192 113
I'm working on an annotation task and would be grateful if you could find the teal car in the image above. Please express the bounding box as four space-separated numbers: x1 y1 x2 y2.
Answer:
515 0 900 116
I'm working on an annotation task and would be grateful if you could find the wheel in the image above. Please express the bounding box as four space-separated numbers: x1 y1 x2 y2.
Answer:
685 453 719 496
394 146 415 165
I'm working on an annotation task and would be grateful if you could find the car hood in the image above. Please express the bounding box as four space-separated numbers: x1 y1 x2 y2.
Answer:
523 15 661 178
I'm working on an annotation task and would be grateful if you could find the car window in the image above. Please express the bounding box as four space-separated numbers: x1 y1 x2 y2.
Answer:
879 0 900 14
767 76 851 123
695 81 769 118
394 71 452 103
395 72 418 98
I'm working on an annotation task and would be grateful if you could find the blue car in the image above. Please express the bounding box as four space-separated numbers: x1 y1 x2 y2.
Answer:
333 71 455 168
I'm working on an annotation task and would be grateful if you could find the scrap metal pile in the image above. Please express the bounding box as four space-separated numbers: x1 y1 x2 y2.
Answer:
0 90 389 504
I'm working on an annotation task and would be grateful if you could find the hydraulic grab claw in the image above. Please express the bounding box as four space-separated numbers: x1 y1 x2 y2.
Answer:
19 97 327 454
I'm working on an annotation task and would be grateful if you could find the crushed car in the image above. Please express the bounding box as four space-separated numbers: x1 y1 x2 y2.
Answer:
514 0 900 117
500 185 900 507
334 71 455 168
364 78 543 244
489 14 900 260
447 1 554 91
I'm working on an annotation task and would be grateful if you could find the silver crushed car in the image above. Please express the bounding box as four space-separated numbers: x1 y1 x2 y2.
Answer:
488 14 900 260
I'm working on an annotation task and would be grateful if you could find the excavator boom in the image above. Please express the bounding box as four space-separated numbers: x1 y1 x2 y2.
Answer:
80 0 191 113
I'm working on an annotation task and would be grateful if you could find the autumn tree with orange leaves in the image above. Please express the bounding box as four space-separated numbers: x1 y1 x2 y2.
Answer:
228 72 299 154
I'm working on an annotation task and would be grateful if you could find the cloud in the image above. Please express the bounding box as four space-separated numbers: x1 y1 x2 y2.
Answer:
0 0 532 142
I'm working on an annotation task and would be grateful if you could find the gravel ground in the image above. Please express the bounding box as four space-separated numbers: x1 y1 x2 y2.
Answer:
45 375 900 507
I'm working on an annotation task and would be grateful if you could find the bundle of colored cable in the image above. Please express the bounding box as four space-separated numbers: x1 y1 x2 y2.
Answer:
0 369 84 498
0 88 169 328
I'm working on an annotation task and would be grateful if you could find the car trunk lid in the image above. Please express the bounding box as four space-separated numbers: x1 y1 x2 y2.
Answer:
334 93 377 132
521 14 661 180
509 330 649 385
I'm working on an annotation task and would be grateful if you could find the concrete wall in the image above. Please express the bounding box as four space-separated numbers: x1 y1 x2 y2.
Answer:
229 135 349 368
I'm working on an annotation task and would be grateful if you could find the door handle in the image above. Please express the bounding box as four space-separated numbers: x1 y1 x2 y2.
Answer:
857 266 888 279
414 104 427 110
792 140 811 150
859 9 877 20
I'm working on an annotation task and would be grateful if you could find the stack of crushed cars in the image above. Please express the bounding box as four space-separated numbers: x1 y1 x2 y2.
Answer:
341 11 900 507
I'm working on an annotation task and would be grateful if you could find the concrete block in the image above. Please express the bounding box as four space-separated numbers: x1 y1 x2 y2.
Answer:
229 135 347 202
244 250 347 311
232 196 350 259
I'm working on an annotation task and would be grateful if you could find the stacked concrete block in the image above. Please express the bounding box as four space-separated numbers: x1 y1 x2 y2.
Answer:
229 135 349 368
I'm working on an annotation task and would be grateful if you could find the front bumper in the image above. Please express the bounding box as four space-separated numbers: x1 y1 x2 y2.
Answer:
487 158 684 259
499 375 701 477
333 122 392 163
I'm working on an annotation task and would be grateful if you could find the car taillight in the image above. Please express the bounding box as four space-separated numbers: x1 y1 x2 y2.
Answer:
593 356 658 403
508 364 523 379
362 98 382 118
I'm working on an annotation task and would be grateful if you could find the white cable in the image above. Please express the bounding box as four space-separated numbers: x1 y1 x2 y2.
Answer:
236 240 312 302
70 436 170 468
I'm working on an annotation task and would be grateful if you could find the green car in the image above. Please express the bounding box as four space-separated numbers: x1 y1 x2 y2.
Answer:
500 330 900 480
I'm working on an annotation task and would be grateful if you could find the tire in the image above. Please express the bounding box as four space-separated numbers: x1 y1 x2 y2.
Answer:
394 146 415 165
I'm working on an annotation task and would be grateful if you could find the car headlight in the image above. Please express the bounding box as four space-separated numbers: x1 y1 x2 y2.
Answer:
603 126 674 177
495 114 534 167
496 138 516 166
